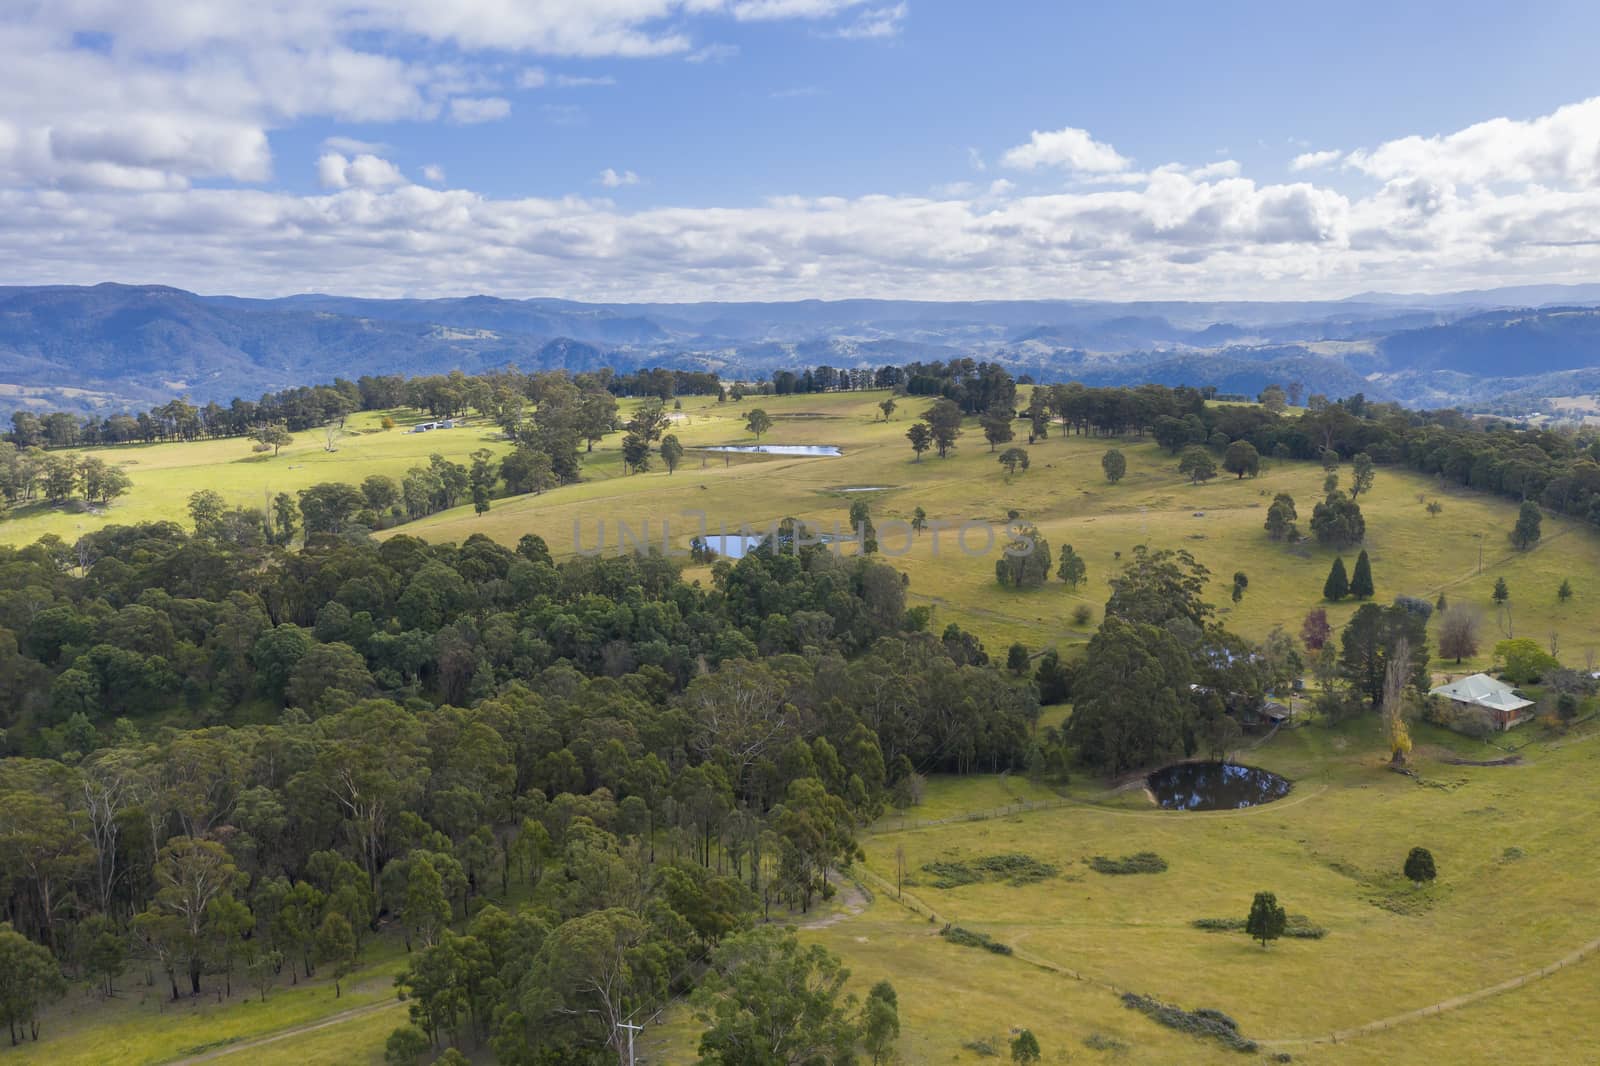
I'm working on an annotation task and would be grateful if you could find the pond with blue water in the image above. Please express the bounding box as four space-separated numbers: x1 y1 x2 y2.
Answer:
1146 762 1293 811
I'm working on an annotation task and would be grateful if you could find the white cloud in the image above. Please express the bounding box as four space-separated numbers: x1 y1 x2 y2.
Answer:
517 67 548 89
0 2 879 190
966 147 986 172
322 136 388 155
555 74 616 87
834 3 907 39
731 0 866 19
1291 149 1342 171
685 42 740 63
448 96 511 124
1189 159 1240 180
316 151 406 189
11 17 1600 305
599 167 641 187
1345 96 1600 187
1001 126 1131 173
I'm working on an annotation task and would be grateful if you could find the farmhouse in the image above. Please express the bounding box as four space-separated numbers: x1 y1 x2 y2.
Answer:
410 419 456 433
1428 673 1535 731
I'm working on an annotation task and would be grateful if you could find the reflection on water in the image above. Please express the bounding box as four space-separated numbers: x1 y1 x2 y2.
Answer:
701 444 842 456
1147 762 1292 811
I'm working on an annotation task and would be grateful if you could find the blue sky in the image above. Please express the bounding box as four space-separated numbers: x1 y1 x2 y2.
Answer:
5 1 1600 300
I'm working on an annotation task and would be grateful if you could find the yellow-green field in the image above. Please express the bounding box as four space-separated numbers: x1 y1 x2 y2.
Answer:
0 408 514 547
12 388 1591 673
391 388 1596 671
646 717 1600 1064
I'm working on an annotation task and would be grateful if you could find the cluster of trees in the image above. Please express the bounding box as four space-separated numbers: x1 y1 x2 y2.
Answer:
1052 541 1441 775
1322 550 1374 602
4 367 628 454
905 398 966 462
0 448 131 508
0 517 1046 1054
765 365 891 396
995 526 1053 590
7 388 363 448
1054 547 1299 773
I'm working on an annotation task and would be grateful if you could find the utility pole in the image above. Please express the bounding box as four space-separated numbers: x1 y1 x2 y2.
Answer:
619 1021 643 1066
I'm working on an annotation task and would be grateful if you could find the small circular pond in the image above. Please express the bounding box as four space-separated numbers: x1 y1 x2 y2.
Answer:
1146 762 1292 811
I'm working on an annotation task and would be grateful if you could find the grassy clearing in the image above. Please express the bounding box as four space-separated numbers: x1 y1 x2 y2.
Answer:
816 714 1600 1062
0 408 514 547
6 952 406 1066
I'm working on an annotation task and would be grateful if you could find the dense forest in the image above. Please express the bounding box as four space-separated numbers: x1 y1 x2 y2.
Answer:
0 517 1035 1058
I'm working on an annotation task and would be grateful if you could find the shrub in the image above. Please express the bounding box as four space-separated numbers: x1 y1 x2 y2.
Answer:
1090 852 1168 875
1404 846 1437 885
1393 595 1433 621
1191 915 1327 939
1072 604 1093 626
1120 993 1258 1053
922 854 1057 889
940 925 1013 955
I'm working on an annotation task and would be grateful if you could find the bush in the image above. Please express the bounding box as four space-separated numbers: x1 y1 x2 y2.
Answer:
940 925 1013 955
1072 604 1093 626
920 853 1057 889
1090 852 1168 875
1191 915 1327 939
1392 595 1433 621
1120 993 1257 1053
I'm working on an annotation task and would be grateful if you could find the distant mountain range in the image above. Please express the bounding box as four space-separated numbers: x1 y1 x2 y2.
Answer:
4 282 1600 415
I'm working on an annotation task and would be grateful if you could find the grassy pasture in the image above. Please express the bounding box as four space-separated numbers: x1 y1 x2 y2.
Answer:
396 388 1598 671
9 387 1592 670
0 408 514 548
645 716 1600 1064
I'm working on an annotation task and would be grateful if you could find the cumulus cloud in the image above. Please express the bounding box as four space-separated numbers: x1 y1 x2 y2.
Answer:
448 97 511 123
1345 96 1600 187
0 2 879 189
316 152 406 189
1001 126 1131 173
1189 159 1240 180
8 8 1600 303
1291 149 1342 171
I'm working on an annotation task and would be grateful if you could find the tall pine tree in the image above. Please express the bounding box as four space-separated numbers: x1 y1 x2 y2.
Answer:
1350 549 1374 600
1323 557 1350 601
